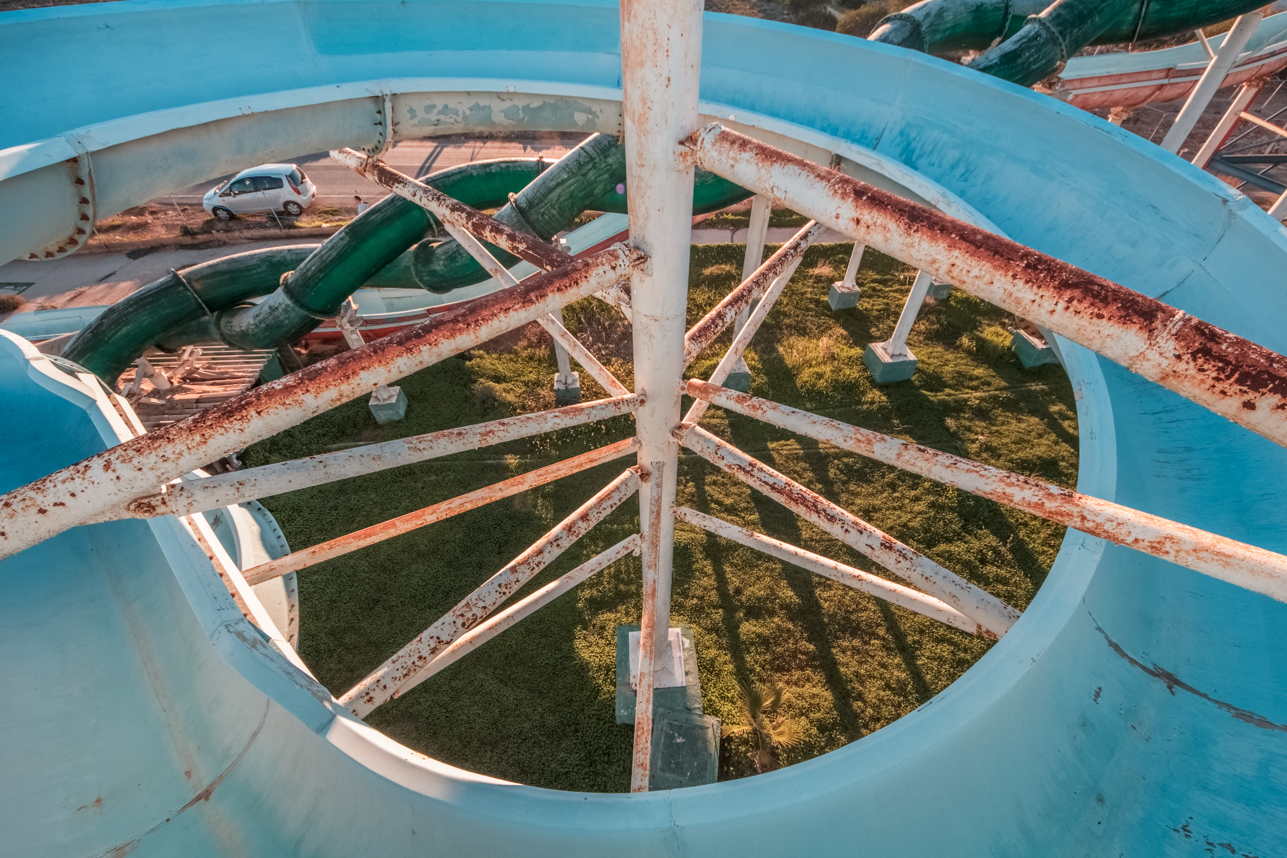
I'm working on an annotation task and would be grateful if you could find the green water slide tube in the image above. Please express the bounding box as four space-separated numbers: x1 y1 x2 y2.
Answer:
872 0 1269 86
63 134 747 381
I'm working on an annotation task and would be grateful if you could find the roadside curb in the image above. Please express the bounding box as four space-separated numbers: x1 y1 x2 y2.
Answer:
80 227 341 259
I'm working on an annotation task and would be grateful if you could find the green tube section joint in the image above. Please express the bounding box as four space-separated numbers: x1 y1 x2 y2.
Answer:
874 0 1270 87
410 132 625 293
62 160 543 379
65 134 751 381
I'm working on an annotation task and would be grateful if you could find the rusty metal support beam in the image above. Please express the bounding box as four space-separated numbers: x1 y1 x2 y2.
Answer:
411 534 641 684
677 424 1020 636
682 232 811 425
408 188 629 399
340 466 641 717
683 222 825 366
621 0 704 794
1192 83 1263 169
683 124 1287 450
119 395 640 519
330 147 571 272
672 506 993 637
686 380 1287 603
242 438 638 586
0 246 643 561
1236 109 1287 141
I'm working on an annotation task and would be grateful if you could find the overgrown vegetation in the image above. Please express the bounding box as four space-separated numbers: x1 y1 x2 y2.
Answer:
836 2 895 38
245 243 1078 791
699 206 812 230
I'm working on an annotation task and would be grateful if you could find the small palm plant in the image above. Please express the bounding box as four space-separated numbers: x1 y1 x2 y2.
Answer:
722 679 802 773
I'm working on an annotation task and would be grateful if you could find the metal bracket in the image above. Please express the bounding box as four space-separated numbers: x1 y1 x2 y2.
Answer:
360 93 396 159
27 139 96 261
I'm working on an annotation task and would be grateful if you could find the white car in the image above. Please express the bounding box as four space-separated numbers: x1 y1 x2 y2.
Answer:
203 164 316 220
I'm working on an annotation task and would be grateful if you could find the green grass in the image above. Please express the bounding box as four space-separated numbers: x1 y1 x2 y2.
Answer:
244 244 1078 791
699 207 812 229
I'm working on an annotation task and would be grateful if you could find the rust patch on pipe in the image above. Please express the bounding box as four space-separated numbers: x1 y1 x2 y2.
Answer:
684 379 1287 600
683 222 823 365
0 246 642 559
243 438 639 585
684 124 1287 449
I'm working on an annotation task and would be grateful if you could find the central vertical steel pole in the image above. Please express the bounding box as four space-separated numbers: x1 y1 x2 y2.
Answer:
621 0 702 793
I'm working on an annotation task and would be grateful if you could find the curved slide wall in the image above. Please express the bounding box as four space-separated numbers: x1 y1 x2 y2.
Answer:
2 2 1287 855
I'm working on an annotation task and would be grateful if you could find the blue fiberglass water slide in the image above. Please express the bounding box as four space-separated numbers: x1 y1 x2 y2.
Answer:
3 1 1287 854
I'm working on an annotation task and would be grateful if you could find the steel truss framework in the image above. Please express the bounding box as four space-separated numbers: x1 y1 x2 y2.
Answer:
3 0 1287 795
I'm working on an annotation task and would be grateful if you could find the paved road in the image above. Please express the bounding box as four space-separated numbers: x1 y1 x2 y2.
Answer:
0 227 850 310
166 136 582 206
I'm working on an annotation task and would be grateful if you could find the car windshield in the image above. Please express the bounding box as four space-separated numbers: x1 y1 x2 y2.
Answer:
288 167 304 185
214 179 229 191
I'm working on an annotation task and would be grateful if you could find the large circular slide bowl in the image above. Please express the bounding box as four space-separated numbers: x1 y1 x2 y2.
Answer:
2 1 1286 855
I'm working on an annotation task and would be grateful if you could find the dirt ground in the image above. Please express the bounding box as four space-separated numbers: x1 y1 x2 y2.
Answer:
81 202 357 256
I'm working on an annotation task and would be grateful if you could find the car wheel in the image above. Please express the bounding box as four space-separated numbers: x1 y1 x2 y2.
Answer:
212 207 234 221
283 201 304 216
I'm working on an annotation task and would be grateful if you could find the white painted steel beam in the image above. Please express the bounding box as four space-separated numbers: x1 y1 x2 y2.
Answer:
683 222 825 365
124 396 639 520
735 194 773 334
242 438 639 585
406 183 629 399
340 466 641 717
411 534 642 683
682 228 814 425
620 0 704 793
837 242 865 291
1161 11 1266 153
883 270 934 359
686 380 1287 604
0 247 643 561
1192 82 1263 169
678 424 1020 637
685 123 1287 450
672 506 993 637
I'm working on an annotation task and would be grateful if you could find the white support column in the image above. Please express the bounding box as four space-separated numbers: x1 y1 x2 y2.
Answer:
1160 11 1265 154
864 269 931 384
620 0 702 793
828 241 864 311
551 309 580 404
735 194 772 332
886 271 933 358
1268 189 1287 220
1192 82 1263 169
727 194 771 390
337 299 407 423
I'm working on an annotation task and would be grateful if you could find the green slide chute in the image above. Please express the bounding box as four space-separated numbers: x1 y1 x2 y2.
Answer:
872 0 1268 86
63 135 749 381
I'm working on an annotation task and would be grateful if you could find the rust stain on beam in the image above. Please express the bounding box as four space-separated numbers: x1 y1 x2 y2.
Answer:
685 124 1287 450
243 438 639 585
0 246 643 560
685 379 1287 603
331 147 572 272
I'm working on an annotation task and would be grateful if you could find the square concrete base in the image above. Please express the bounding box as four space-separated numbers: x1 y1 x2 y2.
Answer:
1011 329 1060 369
863 341 918 384
368 385 407 424
553 371 581 405
828 282 861 311
648 709 721 791
615 625 703 725
723 357 751 393
929 279 952 300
